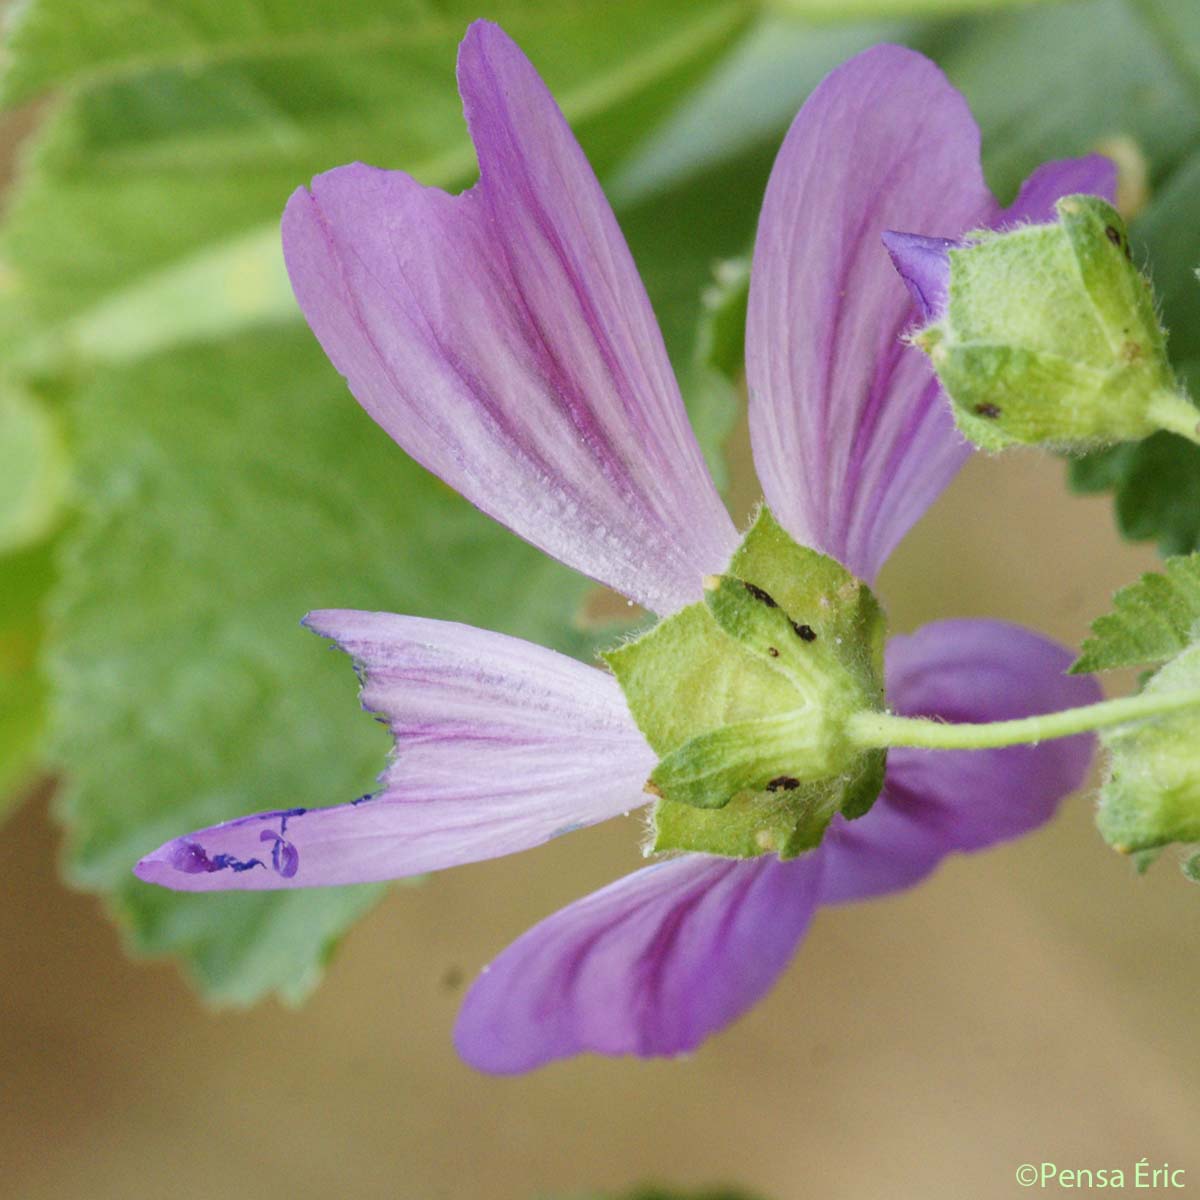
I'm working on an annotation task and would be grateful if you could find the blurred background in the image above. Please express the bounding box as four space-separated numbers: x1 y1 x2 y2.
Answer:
2 1 1199 1197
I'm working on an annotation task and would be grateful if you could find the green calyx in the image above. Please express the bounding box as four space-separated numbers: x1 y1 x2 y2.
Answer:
604 508 886 860
918 194 1198 451
1099 641 1200 855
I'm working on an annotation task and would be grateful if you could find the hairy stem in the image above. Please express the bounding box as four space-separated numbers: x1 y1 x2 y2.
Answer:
1149 388 1200 445
847 688 1200 752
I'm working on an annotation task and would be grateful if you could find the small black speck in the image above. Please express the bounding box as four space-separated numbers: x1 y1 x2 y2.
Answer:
791 621 817 642
767 646 780 657
974 402 1002 419
1105 224 1122 248
766 776 801 792
742 581 778 608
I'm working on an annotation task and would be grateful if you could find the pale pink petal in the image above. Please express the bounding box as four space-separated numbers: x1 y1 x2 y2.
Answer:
135 612 653 890
281 21 737 615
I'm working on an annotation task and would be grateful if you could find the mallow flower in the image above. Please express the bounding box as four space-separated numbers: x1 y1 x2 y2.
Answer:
135 23 1114 1073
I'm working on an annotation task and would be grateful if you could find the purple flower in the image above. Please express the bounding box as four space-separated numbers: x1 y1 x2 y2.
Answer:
136 23 1113 1072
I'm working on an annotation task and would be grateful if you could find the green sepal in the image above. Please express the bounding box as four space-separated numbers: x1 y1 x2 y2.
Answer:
922 194 1193 451
726 508 886 702
652 750 886 860
1099 642 1200 853
604 507 887 859
647 709 847 810
703 574 836 701
603 604 802 759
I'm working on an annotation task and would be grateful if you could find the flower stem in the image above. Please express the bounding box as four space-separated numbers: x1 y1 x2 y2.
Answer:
846 688 1200 752
1148 388 1200 445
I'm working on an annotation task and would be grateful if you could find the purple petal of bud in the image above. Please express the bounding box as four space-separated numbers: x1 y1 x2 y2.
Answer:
881 231 959 321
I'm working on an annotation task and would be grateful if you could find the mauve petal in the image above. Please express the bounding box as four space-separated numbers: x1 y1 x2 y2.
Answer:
880 232 957 322
746 45 993 583
1001 154 1117 225
281 21 736 616
135 612 653 890
821 619 1100 904
454 852 822 1073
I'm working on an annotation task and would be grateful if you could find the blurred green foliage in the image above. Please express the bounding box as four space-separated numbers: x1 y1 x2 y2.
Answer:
2 0 1200 1001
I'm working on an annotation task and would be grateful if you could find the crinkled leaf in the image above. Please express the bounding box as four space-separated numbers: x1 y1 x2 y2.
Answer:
1099 642 1200 854
49 328 594 1004
1072 554 1200 673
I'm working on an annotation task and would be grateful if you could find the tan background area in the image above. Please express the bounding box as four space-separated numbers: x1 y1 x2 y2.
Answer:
4 437 1198 1200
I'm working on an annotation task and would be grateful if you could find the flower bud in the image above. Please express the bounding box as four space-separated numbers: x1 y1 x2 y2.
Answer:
884 195 1199 450
1100 643 1200 855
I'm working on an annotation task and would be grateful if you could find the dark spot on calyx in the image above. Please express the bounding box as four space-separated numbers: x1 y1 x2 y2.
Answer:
742 581 778 608
1105 224 1133 261
767 646 780 657
766 776 801 792
791 621 817 642
974 402 1002 419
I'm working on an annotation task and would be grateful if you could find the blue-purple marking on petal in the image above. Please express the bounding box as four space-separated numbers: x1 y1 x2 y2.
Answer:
259 830 301 878
169 840 265 874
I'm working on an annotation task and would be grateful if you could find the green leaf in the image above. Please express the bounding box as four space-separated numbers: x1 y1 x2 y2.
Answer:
684 259 748 491
943 0 1200 200
1073 554 1200 672
1070 430 1200 555
48 327 594 1004
1099 642 1200 854
0 0 748 356
0 539 54 815
767 0 1059 15
0 384 69 553
1 0 769 1002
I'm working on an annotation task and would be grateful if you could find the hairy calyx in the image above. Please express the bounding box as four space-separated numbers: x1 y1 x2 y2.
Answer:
605 508 888 859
